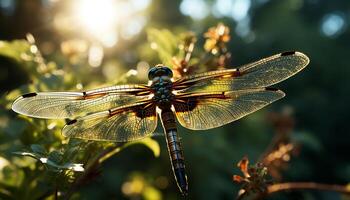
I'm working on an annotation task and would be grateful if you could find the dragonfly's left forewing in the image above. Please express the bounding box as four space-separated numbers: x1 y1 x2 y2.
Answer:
62 100 158 142
173 88 285 130
12 84 151 119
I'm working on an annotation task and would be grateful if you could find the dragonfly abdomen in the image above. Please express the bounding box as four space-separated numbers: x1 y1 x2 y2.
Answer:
161 109 188 195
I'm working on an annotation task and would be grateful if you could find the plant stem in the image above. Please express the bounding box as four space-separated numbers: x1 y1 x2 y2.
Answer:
251 182 350 200
267 182 350 195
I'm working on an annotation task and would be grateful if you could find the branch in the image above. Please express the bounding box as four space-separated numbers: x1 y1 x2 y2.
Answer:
251 182 350 200
267 182 350 195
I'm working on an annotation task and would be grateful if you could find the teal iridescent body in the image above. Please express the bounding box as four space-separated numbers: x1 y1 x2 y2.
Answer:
149 66 174 107
148 65 188 195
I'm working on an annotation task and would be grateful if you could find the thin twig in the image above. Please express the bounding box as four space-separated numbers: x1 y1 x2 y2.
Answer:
252 182 350 200
267 182 350 195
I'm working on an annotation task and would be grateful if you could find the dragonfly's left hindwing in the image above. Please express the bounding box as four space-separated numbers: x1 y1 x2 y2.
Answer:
63 101 158 142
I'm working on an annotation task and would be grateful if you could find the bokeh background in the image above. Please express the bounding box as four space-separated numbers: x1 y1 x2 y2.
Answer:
0 0 350 199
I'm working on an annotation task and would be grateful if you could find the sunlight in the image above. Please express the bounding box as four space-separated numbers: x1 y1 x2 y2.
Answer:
73 0 118 47
75 0 117 33
72 0 149 47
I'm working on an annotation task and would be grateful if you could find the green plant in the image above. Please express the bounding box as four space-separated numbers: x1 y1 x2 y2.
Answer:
0 24 232 199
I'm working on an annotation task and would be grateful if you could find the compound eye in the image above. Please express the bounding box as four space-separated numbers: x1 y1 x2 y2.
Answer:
163 67 173 78
148 67 158 80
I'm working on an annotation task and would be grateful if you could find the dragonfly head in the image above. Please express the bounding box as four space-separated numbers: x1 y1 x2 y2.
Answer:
148 65 173 82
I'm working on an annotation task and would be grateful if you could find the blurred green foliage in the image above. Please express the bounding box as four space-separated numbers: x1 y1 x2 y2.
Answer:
0 38 162 199
0 0 350 200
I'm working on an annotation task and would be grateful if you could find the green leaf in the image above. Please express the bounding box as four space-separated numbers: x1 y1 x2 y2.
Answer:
128 138 160 158
30 144 47 156
0 40 31 62
63 146 80 161
147 28 180 66
13 151 84 172
62 163 84 172
48 150 63 164
13 151 39 159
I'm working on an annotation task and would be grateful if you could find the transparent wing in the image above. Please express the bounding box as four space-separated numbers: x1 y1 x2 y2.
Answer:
62 101 157 142
174 88 285 130
174 51 309 93
12 84 151 119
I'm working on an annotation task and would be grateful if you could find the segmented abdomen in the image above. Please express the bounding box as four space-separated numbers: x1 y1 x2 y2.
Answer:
161 109 188 195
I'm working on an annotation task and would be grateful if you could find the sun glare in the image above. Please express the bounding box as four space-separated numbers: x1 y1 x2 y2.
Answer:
73 0 118 47
52 0 150 66
75 0 116 33
54 0 151 48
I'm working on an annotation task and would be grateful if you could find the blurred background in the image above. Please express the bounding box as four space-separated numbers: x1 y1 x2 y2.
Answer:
0 0 350 199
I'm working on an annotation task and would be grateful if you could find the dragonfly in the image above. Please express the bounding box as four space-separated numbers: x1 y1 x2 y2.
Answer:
12 51 309 195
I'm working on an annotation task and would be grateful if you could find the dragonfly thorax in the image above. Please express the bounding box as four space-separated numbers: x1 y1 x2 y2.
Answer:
149 65 174 106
